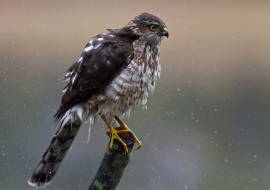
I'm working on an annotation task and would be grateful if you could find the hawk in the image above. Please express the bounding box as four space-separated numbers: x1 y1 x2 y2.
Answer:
28 12 168 187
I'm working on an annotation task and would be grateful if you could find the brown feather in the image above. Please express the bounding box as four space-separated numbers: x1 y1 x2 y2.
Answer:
28 119 81 187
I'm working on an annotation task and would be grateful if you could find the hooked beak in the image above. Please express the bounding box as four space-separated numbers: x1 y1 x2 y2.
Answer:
163 27 169 38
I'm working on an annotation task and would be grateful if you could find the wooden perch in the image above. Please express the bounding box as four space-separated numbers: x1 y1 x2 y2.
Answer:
88 132 136 190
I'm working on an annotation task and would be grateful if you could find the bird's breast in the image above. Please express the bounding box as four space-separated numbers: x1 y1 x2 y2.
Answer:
86 41 161 119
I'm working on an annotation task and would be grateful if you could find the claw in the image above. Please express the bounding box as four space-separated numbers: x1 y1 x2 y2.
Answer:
108 127 129 153
101 115 142 153
134 145 141 150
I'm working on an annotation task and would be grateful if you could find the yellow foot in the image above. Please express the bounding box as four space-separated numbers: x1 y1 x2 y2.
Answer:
100 115 142 153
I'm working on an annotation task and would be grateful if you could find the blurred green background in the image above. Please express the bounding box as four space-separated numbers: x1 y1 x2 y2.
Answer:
1 0 270 189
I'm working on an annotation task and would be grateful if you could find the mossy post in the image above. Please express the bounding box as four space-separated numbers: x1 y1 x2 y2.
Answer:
88 132 135 190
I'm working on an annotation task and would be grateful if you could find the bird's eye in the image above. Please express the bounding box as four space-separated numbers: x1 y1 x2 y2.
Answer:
149 25 158 31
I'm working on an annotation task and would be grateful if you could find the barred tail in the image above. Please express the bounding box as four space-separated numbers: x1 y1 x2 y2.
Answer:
28 119 82 188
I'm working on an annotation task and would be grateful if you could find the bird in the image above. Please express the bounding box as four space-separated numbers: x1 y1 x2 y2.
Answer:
28 12 168 188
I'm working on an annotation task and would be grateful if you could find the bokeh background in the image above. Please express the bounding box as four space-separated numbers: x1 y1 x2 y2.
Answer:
1 0 270 189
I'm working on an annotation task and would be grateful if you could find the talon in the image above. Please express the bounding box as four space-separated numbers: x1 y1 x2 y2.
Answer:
101 115 142 153
134 146 140 150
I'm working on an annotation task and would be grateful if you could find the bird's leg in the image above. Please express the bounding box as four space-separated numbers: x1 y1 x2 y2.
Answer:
100 115 142 153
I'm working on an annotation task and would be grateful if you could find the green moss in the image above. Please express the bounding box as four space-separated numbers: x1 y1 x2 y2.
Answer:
93 180 103 190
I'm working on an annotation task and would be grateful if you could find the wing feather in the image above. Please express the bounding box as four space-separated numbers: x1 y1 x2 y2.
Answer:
54 33 136 122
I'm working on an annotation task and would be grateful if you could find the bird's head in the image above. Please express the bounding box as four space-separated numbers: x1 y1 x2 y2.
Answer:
109 13 168 44
129 12 169 43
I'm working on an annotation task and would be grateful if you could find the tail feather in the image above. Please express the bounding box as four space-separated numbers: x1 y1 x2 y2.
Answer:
28 119 82 188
